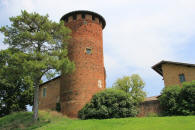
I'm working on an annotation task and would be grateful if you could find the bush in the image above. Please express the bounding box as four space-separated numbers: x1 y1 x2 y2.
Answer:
158 85 181 116
159 81 195 116
179 82 195 115
78 89 138 119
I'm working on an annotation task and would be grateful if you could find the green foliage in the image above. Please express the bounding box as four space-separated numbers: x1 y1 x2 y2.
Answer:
158 85 181 115
112 74 146 105
0 49 34 117
0 10 74 80
159 81 195 116
179 81 195 115
78 89 138 119
0 10 75 120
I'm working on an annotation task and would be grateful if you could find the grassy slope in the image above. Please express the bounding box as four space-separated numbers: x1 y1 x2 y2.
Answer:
0 111 195 130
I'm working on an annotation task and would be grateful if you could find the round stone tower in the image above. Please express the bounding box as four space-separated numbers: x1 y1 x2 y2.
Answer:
60 10 106 117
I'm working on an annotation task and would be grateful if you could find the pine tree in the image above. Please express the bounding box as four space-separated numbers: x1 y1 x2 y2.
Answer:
0 10 75 121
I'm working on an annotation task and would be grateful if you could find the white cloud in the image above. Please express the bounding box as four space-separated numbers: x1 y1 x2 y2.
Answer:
105 0 195 67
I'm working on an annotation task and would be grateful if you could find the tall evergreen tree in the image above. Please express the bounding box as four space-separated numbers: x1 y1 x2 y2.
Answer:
0 10 75 121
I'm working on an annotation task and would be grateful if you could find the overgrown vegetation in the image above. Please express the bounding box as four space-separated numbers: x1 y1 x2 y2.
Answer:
78 89 138 119
159 81 195 116
0 111 194 130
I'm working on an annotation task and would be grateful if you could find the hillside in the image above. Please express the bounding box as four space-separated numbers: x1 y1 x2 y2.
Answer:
0 111 194 130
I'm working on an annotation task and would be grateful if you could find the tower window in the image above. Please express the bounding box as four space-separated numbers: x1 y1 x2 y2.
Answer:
73 15 77 20
92 15 95 21
82 14 85 19
179 74 185 83
85 48 92 54
43 87 47 97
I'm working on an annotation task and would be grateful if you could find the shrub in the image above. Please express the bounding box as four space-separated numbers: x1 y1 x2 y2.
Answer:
158 85 181 116
159 81 195 116
179 82 195 115
78 89 138 119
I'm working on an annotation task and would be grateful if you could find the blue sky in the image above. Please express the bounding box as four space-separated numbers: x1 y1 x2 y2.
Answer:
1 0 195 97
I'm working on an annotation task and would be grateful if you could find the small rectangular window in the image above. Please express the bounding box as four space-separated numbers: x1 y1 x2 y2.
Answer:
43 87 47 97
73 15 77 20
82 14 85 19
85 48 92 54
92 15 95 21
179 74 185 83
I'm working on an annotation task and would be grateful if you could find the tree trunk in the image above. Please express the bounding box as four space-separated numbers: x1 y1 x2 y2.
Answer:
33 84 39 121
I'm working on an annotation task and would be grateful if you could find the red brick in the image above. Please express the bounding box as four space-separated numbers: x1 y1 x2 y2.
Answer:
60 12 106 118
39 11 106 118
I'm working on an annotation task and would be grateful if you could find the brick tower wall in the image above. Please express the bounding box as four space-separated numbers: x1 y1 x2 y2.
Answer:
60 11 106 117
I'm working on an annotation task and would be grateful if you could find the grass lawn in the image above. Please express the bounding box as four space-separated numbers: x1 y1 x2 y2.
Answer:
0 110 194 130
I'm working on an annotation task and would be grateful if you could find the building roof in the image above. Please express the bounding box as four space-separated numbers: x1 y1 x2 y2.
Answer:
39 76 61 87
60 10 106 29
144 96 160 102
152 60 195 76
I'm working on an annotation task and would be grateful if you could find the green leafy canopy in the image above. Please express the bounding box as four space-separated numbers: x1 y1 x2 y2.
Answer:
112 74 146 105
0 49 34 117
